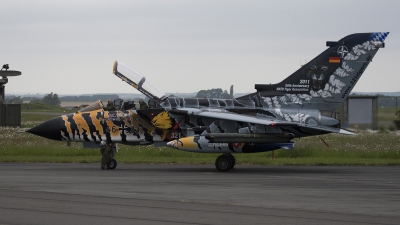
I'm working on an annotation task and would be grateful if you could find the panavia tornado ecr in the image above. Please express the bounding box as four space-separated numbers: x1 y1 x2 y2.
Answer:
27 32 389 171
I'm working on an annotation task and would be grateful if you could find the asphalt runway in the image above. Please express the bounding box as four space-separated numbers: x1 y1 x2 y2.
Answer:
0 163 399 225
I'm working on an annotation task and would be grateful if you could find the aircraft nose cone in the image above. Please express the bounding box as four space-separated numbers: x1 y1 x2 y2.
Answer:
26 117 63 141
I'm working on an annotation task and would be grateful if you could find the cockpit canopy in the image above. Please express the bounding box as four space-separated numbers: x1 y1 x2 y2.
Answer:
79 100 104 112
112 61 167 103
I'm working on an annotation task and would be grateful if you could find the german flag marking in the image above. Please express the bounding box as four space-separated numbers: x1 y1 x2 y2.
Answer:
329 57 341 63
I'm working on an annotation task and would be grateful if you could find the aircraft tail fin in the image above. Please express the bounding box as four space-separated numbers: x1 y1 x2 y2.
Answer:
237 32 389 111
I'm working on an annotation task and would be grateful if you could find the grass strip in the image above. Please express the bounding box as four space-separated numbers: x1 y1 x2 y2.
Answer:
1 127 400 165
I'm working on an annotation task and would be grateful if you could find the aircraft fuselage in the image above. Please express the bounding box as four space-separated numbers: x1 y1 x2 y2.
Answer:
27 101 338 154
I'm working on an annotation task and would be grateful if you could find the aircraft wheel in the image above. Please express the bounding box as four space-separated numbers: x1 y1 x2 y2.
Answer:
101 164 107 170
107 159 117 170
215 155 233 172
228 154 236 168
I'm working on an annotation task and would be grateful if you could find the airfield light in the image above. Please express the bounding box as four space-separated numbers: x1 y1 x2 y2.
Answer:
0 64 22 127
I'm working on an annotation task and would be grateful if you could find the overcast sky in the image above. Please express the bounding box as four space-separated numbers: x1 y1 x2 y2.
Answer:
2 0 399 96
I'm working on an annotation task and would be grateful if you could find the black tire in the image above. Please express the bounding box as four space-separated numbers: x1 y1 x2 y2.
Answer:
101 164 106 170
228 154 236 168
107 159 117 170
215 155 233 172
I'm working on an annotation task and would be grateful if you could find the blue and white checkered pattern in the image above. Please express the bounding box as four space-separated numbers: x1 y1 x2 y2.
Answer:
370 32 389 42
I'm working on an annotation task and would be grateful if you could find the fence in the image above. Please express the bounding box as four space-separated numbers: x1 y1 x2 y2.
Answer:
0 103 21 127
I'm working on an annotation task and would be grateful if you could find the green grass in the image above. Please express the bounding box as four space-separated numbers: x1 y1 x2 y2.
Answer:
377 107 398 131
20 113 60 128
22 102 61 111
377 107 399 131
1 126 400 165
378 107 397 122
22 102 76 113
21 102 76 127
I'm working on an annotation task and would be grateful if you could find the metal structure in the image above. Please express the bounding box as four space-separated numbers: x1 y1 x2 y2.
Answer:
335 96 378 130
0 65 22 127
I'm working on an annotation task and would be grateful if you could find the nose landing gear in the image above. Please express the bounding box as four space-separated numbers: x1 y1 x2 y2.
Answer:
107 159 117 170
100 142 118 170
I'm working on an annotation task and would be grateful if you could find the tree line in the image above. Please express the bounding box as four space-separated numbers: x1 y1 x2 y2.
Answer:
195 87 233 99
5 93 121 107
6 88 233 106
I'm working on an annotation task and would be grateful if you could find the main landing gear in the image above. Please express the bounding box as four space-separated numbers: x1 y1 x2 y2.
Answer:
101 160 117 170
215 154 236 172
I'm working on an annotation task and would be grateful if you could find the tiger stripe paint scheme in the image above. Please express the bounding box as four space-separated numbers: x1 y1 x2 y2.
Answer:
27 32 389 171
60 109 154 143
50 105 338 153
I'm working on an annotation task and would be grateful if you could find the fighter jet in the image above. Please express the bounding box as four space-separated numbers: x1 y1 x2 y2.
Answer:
27 32 389 171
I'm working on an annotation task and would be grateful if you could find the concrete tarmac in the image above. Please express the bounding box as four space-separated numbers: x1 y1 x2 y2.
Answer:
0 163 399 225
